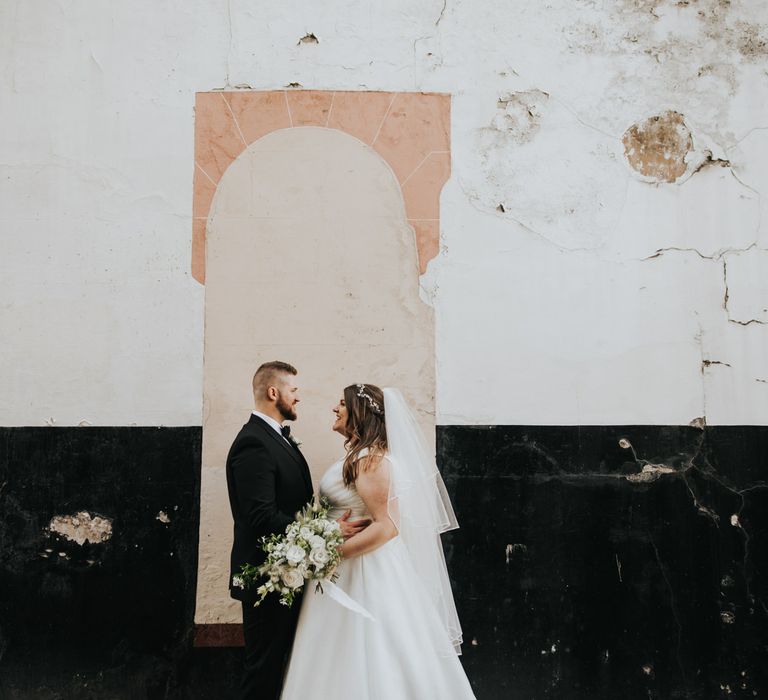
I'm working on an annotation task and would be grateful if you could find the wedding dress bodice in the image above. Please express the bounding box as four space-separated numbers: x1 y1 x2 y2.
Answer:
319 459 369 521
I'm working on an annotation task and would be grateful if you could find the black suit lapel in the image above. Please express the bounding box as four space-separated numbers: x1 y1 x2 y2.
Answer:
249 415 313 494
288 441 313 495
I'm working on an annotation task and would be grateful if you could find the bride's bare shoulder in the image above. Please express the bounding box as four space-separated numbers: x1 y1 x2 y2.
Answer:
356 449 391 474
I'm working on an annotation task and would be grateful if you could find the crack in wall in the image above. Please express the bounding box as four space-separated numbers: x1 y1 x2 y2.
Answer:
648 530 688 689
621 431 722 526
722 253 768 326
435 0 447 26
643 243 760 262
690 150 731 176
695 467 765 612
702 359 732 369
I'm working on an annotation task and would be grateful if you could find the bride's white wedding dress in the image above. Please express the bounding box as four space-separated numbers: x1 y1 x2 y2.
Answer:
280 456 476 699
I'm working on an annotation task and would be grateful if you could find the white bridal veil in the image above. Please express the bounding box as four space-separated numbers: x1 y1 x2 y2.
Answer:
382 388 463 654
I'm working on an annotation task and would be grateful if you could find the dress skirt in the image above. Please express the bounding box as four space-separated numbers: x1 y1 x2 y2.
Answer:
280 535 476 699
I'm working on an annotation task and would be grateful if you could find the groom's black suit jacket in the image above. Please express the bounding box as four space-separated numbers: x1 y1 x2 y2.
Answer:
226 414 313 603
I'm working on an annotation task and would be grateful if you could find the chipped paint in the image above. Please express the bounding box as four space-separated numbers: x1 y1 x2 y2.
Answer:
494 90 549 144
48 511 113 546
625 463 677 483
505 543 528 563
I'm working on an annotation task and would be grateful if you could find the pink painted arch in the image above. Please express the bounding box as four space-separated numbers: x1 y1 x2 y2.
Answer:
192 90 450 282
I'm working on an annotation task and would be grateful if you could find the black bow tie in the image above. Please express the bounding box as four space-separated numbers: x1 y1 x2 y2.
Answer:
280 425 291 439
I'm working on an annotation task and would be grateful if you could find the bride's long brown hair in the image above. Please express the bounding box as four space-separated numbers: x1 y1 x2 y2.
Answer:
342 383 387 486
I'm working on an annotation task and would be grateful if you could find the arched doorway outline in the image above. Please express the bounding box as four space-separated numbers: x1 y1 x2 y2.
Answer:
193 110 446 645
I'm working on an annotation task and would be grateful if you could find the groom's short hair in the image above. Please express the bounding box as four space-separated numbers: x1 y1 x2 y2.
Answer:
252 361 298 397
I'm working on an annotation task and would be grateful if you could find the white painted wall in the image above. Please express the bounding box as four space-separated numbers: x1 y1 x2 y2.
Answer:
2 0 767 426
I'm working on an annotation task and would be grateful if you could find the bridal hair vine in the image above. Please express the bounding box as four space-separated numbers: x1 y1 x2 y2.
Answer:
356 384 383 414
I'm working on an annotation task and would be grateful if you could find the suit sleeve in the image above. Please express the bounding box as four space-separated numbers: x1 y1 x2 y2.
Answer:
230 439 294 537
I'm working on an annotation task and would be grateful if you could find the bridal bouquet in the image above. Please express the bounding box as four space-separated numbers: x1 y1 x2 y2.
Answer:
233 498 344 608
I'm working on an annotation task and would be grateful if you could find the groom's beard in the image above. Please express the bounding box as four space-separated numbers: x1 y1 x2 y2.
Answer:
276 393 297 422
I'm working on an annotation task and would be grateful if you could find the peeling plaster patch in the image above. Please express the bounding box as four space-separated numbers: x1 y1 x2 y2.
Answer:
494 90 549 144
626 463 677 483
297 33 319 45
467 92 626 249
505 543 528 563
565 0 768 142
622 111 692 183
48 511 113 545
563 20 607 54
619 437 696 486
156 511 171 524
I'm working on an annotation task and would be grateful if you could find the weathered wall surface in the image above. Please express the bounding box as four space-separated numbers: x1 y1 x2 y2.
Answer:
1 1 767 698
2 1 766 427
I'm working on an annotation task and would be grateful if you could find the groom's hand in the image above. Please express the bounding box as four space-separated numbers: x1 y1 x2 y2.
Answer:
337 510 371 539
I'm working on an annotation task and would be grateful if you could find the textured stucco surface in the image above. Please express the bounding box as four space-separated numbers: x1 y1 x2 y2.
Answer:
1 0 766 427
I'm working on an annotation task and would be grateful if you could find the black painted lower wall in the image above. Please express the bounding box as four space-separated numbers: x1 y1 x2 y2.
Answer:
439 425 768 700
0 425 766 699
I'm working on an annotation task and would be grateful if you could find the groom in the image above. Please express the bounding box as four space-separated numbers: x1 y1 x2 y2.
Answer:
226 361 367 699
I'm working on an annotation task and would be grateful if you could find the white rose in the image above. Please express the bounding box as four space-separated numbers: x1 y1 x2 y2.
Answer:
280 567 305 589
309 547 330 566
309 535 325 549
285 544 306 565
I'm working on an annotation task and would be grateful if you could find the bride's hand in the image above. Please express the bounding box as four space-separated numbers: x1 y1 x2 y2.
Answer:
337 509 371 539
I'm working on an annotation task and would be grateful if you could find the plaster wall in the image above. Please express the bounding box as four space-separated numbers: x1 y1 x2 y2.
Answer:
1 2 767 424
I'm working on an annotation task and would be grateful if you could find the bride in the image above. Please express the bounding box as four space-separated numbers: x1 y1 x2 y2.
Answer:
280 384 476 699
